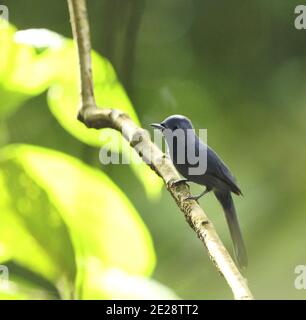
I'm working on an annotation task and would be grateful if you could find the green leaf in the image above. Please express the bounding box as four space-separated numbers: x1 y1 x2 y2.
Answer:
0 26 162 199
0 144 156 296
46 41 162 199
79 258 179 300
0 285 46 300
0 26 62 118
0 280 56 300
0 261 61 300
0 154 77 288
0 23 162 198
47 43 140 146
48 40 162 199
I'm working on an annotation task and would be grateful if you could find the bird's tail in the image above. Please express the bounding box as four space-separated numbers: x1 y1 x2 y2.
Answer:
214 190 248 269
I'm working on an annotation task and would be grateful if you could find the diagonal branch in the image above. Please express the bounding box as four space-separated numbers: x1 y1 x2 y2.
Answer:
67 0 253 300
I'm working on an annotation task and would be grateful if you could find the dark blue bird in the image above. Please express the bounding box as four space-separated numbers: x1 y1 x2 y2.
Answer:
151 115 247 269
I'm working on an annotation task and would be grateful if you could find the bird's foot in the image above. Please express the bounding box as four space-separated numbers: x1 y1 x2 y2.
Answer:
169 178 188 188
184 187 211 202
184 195 200 201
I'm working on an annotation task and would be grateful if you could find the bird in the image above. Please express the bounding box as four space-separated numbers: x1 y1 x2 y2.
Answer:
150 115 247 269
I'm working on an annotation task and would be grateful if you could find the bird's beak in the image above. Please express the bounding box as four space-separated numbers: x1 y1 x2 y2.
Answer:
150 123 164 130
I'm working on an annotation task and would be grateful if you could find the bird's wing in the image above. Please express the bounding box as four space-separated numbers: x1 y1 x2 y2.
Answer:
206 147 242 195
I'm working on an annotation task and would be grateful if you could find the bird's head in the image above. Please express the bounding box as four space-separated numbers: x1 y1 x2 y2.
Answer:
150 115 193 133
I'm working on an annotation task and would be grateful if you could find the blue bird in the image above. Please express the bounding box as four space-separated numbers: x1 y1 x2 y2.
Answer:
151 115 247 268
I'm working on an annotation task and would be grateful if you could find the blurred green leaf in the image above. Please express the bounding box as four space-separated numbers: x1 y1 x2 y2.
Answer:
79 258 178 299
0 144 156 297
47 43 162 199
0 261 61 300
0 26 61 118
0 280 56 300
130 160 162 200
47 43 139 146
0 286 42 300
0 23 162 199
0 152 77 290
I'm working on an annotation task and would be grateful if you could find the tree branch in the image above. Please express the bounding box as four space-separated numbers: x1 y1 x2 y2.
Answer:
67 0 253 300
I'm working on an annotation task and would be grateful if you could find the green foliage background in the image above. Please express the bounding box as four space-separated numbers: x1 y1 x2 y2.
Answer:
0 0 306 299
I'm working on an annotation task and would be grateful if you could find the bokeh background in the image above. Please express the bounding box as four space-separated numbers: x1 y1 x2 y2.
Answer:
0 0 306 299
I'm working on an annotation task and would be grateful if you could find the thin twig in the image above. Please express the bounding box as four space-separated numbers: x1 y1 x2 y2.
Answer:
67 0 253 300
68 0 95 110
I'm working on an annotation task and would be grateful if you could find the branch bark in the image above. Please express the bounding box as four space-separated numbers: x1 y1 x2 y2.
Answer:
67 0 253 300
